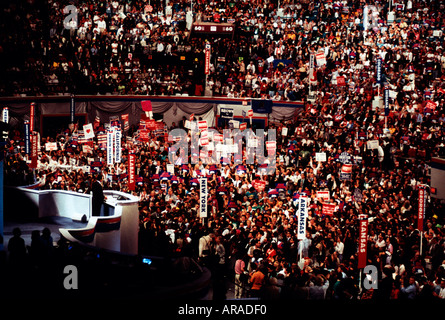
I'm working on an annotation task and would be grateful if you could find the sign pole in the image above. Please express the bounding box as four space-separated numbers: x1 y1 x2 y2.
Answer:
420 232 423 257
0 120 8 253
0 158 3 252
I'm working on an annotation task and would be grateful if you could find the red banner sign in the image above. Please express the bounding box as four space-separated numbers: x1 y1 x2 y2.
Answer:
156 122 165 130
337 76 346 86
213 133 223 142
198 120 208 131
253 180 266 192
30 133 38 169
266 141 276 152
141 100 152 112
204 45 211 75
128 153 136 191
322 202 336 216
418 185 426 231
317 191 330 201
30 102 35 133
146 119 157 131
139 130 149 142
425 100 437 110
358 215 368 269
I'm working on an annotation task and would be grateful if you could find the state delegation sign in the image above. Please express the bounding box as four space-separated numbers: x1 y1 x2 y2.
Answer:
418 185 427 231
297 196 308 240
128 153 136 191
199 178 208 218
358 215 368 269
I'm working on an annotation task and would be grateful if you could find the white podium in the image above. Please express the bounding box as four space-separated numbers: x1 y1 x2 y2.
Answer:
59 191 139 255
12 186 139 255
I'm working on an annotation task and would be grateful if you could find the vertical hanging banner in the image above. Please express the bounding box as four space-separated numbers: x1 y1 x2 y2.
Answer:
2 107 8 123
358 214 368 269
376 57 382 84
363 5 370 31
30 102 35 133
30 133 38 169
128 152 136 191
70 95 75 123
384 87 389 116
309 54 315 69
24 120 30 155
297 196 308 239
115 128 122 163
107 129 115 165
199 177 208 218
204 43 211 75
418 185 427 231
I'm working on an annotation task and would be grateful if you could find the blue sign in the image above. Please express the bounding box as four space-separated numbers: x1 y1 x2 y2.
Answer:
24 121 30 155
338 151 352 164
220 107 233 119
376 57 382 84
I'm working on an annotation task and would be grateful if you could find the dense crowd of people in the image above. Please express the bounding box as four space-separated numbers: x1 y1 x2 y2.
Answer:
4 103 445 300
2 0 444 99
2 0 445 301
